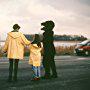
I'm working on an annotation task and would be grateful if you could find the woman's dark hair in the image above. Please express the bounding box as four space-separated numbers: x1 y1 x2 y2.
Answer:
31 34 41 48
13 24 20 30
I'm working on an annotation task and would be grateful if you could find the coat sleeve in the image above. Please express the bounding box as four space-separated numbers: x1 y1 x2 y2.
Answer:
2 35 9 53
21 33 31 45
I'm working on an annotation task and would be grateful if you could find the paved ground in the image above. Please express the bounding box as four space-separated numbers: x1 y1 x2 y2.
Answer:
0 56 90 90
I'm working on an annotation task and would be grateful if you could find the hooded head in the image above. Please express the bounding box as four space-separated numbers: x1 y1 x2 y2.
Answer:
41 20 55 31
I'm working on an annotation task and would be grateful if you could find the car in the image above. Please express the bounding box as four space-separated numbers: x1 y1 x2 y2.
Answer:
74 40 90 56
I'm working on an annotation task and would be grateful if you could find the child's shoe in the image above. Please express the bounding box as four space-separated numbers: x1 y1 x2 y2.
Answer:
31 77 40 81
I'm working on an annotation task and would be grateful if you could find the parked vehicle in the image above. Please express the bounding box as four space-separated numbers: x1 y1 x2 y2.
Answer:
74 40 90 56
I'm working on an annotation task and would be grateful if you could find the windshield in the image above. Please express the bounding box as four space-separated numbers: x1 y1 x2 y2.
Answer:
80 40 89 45
75 40 89 48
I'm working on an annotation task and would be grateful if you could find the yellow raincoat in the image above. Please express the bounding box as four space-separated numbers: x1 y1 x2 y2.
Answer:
29 44 42 66
2 32 30 59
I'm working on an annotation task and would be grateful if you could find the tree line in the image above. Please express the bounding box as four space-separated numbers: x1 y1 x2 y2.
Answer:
24 34 87 41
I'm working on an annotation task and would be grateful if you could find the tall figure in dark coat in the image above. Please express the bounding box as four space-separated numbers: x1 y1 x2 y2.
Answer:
41 20 57 78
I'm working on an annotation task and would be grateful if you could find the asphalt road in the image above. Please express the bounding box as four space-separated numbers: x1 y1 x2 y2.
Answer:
0 56 90 90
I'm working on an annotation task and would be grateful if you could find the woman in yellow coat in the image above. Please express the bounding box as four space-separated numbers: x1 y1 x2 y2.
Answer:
2 24 30 82
29 34 42 81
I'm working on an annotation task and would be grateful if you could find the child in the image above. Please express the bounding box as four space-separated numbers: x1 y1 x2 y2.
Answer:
29 34 42 81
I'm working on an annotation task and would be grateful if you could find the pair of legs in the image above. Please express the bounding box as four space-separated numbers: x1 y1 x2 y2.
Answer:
43 54 57 78
8 59 19 81
32 66 41 78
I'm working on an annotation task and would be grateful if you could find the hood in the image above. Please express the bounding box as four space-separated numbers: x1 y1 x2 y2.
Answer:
32 44 39 48
8 32 21 39
31 44 41 50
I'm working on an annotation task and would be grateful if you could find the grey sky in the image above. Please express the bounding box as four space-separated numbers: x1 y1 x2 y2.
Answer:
0 0 90 40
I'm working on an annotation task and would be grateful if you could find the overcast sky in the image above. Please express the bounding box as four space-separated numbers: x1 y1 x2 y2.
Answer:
0 0 90 40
